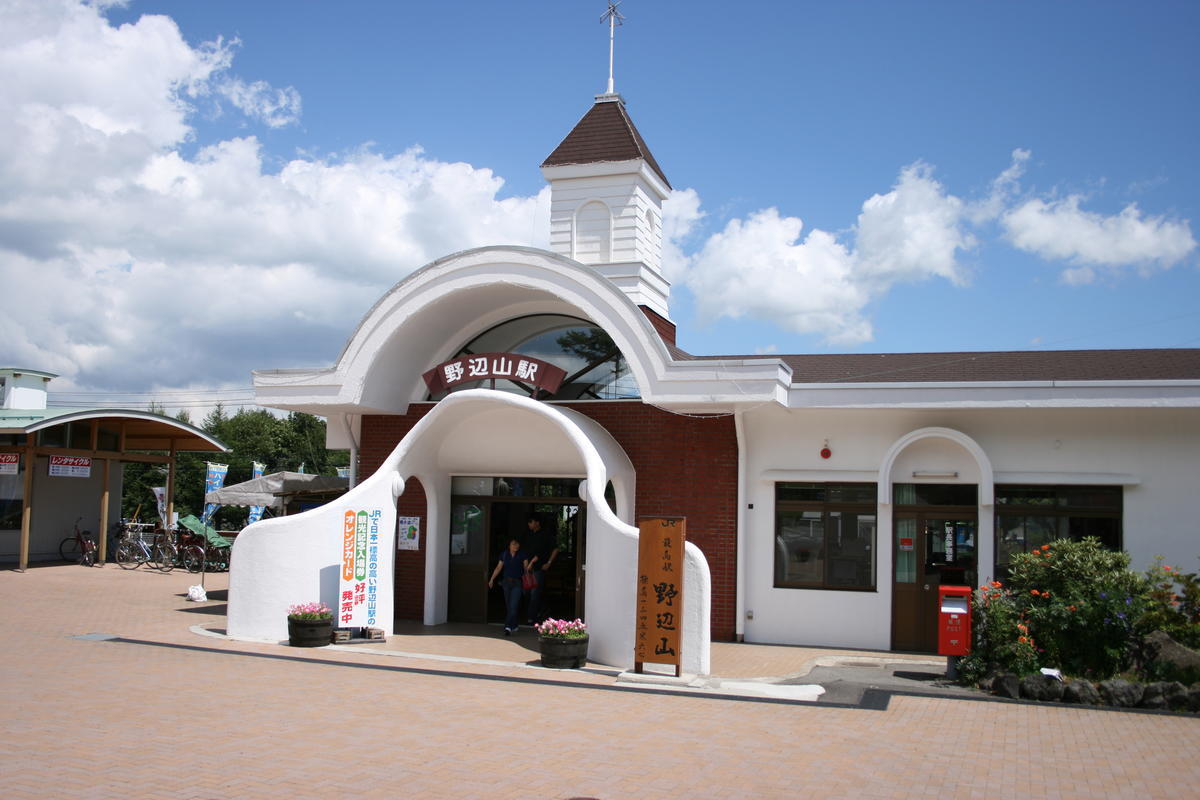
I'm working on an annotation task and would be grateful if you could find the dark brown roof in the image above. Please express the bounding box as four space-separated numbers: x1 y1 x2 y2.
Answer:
667 347 1200 383
542 97 671 189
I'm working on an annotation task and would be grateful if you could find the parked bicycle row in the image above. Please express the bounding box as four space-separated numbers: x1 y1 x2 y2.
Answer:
58 519 233 573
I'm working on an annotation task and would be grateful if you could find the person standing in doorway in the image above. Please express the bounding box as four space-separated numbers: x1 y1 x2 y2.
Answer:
525 513 559 625
488 537 529 635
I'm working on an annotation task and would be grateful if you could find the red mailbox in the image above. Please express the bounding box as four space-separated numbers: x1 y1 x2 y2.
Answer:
937 585 972 656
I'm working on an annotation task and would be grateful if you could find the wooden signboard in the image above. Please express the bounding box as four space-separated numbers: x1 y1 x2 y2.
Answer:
634 516 685 675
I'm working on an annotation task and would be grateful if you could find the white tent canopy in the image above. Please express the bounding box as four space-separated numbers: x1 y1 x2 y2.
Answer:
205 471 348 510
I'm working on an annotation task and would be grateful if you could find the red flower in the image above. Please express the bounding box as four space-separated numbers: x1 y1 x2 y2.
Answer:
1041 544 1051 551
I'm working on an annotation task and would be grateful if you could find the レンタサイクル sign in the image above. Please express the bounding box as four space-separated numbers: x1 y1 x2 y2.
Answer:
0 453 18 475
634 516 685 676
421 353 567 397
49 455 91 478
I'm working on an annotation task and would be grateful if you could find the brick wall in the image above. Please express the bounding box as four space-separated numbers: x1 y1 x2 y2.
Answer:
360 401 740 640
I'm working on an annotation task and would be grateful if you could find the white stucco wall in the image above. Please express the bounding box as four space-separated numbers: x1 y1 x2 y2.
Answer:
739 405 1200 650
228 390 712 675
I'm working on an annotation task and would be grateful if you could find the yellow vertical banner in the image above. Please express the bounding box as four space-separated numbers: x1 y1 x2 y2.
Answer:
635 516 685 675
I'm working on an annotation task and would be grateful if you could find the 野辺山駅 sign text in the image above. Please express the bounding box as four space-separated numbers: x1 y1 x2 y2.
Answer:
340 508 382 627
422 353 567 397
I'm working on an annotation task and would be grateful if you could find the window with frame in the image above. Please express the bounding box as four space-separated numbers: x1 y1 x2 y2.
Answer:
994 485 1122 577
774 483 877 591
427 314 639 401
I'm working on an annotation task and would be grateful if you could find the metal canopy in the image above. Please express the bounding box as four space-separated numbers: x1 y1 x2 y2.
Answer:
205 471 348 510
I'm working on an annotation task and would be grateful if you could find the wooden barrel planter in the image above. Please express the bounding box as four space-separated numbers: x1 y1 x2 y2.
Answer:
539 635 589 669
288 617 333 647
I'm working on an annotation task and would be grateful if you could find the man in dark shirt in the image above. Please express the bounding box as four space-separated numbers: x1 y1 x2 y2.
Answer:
487 538 529 635
524 514 559 625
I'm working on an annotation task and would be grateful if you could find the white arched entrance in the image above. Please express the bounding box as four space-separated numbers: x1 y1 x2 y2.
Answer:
228 389 711 674
877 426 995 651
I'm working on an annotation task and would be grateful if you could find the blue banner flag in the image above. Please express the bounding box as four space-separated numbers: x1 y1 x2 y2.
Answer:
247 461 267 525
200 462 228 526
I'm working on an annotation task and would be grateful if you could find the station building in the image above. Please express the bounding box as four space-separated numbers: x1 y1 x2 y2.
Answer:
230 92 1200 670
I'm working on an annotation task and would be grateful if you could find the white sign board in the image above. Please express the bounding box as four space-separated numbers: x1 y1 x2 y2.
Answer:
397 515 420 551
339 508 384 628
49 455 91 478
0 453 18 475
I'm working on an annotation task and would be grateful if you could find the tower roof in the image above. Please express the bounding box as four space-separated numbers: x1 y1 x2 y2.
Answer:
542 95 671 190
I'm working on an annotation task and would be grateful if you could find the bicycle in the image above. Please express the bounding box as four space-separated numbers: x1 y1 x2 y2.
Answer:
58 517 97 566
114 526 176 572
180 536 232 573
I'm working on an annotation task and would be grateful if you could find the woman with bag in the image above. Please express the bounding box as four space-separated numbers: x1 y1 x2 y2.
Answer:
487 538 530 635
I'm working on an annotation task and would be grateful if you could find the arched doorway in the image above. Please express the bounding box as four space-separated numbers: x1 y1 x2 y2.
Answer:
447 476 587 625
879 427 995 652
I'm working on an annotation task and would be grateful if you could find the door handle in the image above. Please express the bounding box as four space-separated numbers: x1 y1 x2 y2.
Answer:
924 584 930 591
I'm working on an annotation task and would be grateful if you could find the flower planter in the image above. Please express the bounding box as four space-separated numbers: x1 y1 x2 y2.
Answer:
539 634 589 669
288 617 333 647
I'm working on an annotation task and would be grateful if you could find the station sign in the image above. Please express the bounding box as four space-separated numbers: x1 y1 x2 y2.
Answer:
422 352 567 397
634 516 685 675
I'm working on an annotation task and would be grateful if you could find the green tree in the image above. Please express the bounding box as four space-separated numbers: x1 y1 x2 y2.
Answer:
120 406 347 529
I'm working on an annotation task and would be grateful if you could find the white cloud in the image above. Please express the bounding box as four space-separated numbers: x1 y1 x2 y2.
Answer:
660 187 704 283
0 0 548 398
1002 196 1196 284
855 162 975 288
684 208 873 345
217 78 302 128
669 162 976 345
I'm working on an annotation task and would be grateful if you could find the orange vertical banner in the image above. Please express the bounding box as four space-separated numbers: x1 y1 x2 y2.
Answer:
634 516 685 675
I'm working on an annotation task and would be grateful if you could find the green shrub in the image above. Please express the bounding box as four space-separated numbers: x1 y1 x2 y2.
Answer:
958 582 1038 684
1006 538 1147 678
1138 557 1200 650
961 537 1149 683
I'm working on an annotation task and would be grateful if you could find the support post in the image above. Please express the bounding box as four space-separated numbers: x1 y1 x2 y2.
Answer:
18 436 34 572
98 458 110 564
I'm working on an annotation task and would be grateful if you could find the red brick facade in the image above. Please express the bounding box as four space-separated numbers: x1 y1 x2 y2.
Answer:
359 401 740 641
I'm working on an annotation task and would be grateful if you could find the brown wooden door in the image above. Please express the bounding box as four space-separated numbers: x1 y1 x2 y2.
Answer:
892 514 977 652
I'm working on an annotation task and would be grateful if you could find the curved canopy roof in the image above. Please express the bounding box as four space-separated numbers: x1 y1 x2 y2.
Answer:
0 407 226 452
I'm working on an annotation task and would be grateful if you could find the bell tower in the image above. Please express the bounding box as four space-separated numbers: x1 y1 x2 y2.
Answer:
540 93 673 320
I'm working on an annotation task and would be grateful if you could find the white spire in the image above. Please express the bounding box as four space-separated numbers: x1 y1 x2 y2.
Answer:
601 1 624 95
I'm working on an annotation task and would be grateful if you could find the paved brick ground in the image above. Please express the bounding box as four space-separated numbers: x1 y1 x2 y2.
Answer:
2 563 1198 799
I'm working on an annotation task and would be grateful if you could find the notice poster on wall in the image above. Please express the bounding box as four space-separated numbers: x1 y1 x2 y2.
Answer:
396 515 420 551
0 453 18 475
49 455 91 478
339 508 383 628
634 516 685 675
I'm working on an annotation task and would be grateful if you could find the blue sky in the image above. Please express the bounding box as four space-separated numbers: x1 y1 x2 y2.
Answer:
3 0 1198 410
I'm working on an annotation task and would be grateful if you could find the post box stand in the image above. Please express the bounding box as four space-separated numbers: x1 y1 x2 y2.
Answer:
937 585 972 679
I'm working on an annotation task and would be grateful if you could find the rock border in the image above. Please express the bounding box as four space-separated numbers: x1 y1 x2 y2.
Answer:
981 672 1200 712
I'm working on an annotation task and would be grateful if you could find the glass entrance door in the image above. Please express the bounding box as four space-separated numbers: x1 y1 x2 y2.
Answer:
893 514 977 652
447 501 488 622
446 476 587 626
